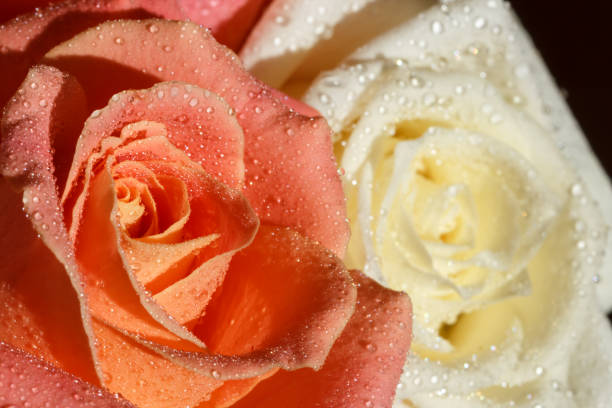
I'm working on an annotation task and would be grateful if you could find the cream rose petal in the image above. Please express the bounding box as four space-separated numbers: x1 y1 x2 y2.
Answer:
244 0 612 311
240 0 435 89
243 0 612 406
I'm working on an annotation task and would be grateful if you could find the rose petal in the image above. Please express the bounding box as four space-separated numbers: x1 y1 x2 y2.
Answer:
0 65 98 382
268 86 321 117
195 225 355 365
230 270 412 408
0 0 55 22
240 0 433 89
0 182 99 383
84 225 357 404
123 225 356 380
91 319 278 408
75 137 257 347
91 320 224 408
62 82 245 213
153 251 234 327
0 341 134 408
0 0 169 109
177 0 272 50
43 18 349 256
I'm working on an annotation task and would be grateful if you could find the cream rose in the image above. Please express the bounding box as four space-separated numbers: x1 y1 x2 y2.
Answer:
241 0 612 407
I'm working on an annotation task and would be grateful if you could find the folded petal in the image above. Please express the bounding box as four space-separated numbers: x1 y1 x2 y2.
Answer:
43 18 349 256
62 81 245 209
0 65 99 382
177 0 272 50
240 0 434 89
91 319 278 408
0 0 55 22
125 225 356 379
0 341 134 408
0 0 169 109
75 137 257 347
83 225 357 405
91 320 222 408
195 225 356 367
231 270 412 408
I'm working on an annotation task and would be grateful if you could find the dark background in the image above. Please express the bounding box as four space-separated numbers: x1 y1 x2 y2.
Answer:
508 1 612 321
509 1 611 176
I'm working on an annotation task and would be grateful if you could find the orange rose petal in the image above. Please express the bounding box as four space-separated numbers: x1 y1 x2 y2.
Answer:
0 66 99 382
91 320 221 408
195 225 356 370
0 0 172 109
91 321 280 408
231 270 413 408
0 341 135 408
154 251 233 328
111 162 190 242
197 368 279 408
115 177 159 237
110 134 253 245
177 0 272 50
108 134 259 282
119 233 220 293
114 163 258 329
77 163 207 348
44 19 350 257
75 131 258 348
112 226 355 381
140 175 189 240
61 82 246 221
0 183 99 383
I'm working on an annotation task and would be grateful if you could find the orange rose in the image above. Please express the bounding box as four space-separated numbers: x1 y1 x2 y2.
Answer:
0 3 411 408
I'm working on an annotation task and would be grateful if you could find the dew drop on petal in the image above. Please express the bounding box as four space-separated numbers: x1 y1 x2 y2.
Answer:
431 20 444 34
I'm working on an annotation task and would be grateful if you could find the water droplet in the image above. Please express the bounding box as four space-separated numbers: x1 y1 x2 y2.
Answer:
431 20 444 34
146 23 159 33
114 37 124 45
33 211 42 221
211 370 220 379
473 17 487 29
39 99 47 107
571 184 582 196
363 342 377 352
189 98 198 107
410 75 424 88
